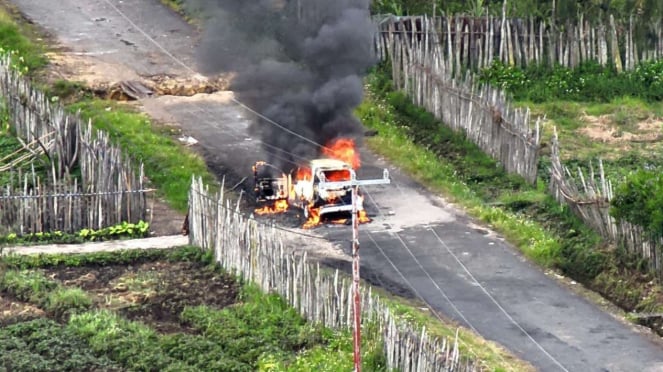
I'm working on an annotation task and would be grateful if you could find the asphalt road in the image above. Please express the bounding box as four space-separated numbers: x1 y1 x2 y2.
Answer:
11 0 663 370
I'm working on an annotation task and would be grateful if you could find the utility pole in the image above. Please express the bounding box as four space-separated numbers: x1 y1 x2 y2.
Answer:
319 169 390 372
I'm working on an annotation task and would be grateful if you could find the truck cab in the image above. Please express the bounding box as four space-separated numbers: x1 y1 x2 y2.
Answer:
291 158 364 218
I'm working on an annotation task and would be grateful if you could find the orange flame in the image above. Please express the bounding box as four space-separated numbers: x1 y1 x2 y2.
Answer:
254 199 289 215
358 209 371 224
322 138 360 169
295 167 311 181
302 195 371 229
302 204 321 229
323 169 351 181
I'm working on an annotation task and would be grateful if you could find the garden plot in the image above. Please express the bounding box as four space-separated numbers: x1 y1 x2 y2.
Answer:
0 247 380 371
42 260 239 334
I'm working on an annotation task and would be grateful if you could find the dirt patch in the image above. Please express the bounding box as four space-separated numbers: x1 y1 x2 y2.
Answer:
44 260 240 334
147 196 186 236
0 294 46 326
44 51 231 100
578 114 663 144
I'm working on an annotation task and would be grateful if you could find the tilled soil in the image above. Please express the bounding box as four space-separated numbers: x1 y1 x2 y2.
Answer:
42 260 240 333
0 294 46 327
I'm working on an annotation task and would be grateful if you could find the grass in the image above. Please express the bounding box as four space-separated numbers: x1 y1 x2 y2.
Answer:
357 75 560 267
0 4 218 214
159 0 204 27
0 318 121 371
357 66 663 321
523 97 663 171
373 288 534 372
1 246 527 371
0 246 391 371
0 4 47 74
69 100 218 212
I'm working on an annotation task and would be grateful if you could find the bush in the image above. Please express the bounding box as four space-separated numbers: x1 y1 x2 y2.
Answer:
68 310 193 371
0 269 57 303
0 221 150 246
478 59 663 102
45 287 93 319
0 318 121 371
611 170 663 239
180 286 325 367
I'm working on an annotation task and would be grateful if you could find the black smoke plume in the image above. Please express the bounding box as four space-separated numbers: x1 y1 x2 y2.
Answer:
188 0 377 172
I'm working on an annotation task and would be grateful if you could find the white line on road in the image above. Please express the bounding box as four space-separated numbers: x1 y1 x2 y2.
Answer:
429 228 569 372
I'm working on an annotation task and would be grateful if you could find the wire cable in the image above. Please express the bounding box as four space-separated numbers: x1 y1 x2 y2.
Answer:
96 5 559 368
190 188 328 241
101 0 332 152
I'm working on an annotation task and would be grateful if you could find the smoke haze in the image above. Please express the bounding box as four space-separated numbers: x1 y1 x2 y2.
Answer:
187 0 377 172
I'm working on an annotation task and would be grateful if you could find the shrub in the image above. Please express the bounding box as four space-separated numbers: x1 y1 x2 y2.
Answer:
45 287 93 319
0 318 120 371
0 269 57 303
478 59 663 102
611 169 663 239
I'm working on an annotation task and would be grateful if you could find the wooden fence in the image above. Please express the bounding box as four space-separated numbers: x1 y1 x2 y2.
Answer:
188 177 482 371
376 15 541 184
377 14 663 73
376 16 662 277
0 56 147 234
548 131 663 278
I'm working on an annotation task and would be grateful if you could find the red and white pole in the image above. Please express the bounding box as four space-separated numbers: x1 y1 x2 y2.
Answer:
351 184 361 372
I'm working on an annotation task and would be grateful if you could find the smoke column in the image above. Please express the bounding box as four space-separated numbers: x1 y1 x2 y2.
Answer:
187 0 377 172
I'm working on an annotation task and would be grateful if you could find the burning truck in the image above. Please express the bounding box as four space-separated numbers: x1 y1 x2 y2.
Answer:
253 138 381 228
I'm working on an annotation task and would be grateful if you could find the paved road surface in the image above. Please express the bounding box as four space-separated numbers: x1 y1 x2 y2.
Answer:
10 0 663 370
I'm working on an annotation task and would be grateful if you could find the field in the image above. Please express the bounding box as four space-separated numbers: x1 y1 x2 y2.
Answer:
0 246 389 371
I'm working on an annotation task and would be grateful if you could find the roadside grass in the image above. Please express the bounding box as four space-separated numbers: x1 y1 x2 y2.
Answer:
0 4 219 214
69 99 218 212
357 67 663 319
374 289 534 372
159 0 204 27
0 4 47 74
0 6 50 185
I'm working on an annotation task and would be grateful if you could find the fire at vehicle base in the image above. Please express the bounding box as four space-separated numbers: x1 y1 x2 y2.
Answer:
253 158 371 229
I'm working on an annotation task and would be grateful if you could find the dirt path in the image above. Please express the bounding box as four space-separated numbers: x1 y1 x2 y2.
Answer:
1 235 189 256
9 0 663 370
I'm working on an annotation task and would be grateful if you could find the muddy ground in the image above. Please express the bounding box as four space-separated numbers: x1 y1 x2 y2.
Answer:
1 260 240 334
0 294 45 327
46 260 239 332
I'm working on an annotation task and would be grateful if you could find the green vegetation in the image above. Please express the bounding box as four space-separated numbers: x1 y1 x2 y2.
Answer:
161 0 185 14
1 245 183 269
0 221 150 246
0 269 58 303
376 292 530 371
0 7 47 74
357 65 663 316
69 100 218 212
479 60 663 103
479 60 663 243
180 288 385 371
0 319 121 371
371 0 663 22
611 170 663 239
0 246 394 371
